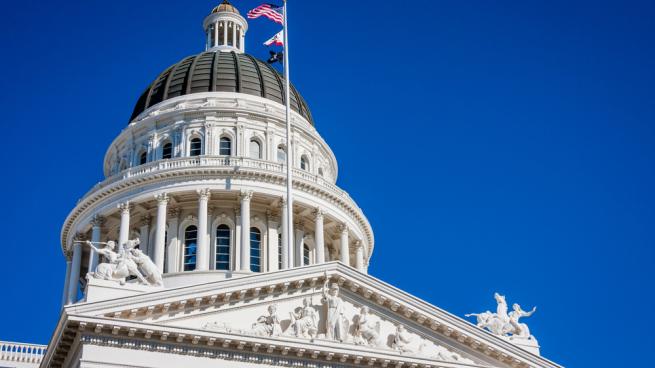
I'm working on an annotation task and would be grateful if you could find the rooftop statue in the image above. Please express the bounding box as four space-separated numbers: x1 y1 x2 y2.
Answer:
466 292 538 342
82 238 163 286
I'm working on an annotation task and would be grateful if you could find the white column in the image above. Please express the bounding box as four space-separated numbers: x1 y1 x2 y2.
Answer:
294 220 304 267
166 207 180 273
267 210 280 271
61 257 72 308
66 240 82 304
234 206 241 270
279 199 289 269
314 208 325 264
214 22 219 47
223 21 228 46
355 240 364 271
232 22 236 47
339 223 349 265
88 215 104 273
240 190 253 271
196 189 211 271
118 202 131 252
139 214 151 257
154 193 169 272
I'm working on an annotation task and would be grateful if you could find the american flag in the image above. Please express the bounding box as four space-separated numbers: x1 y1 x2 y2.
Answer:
247 3 283 25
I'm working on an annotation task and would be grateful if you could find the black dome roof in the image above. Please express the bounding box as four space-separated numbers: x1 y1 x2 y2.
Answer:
130 51 313 124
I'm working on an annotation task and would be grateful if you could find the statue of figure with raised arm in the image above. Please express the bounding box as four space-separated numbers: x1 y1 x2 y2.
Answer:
82 239 150 285
322 276 349 342
508 303 536 338
289 297 318 339
466 292 537 341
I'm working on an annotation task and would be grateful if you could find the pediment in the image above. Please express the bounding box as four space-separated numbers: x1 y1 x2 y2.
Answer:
64 263 559 368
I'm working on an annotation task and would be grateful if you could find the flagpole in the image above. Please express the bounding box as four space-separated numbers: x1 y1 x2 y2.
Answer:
283 0 294 269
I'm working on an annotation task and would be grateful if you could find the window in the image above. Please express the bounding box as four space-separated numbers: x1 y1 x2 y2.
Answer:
219 137 231 156
278 233 282 269
183 225 198 271
250 139 261 159
139 151 147 165
236 27 241 49
303 243 310 266
162 231 169 273
215 225 230 270
162 142 173 159
227 22 234 46
318 168 324 177
190 138 202 156
250 227 261 272
277 145 286 163
300 155 310 171
218 22 225 45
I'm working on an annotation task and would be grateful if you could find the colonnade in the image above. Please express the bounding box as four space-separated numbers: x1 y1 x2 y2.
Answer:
62 190 367 305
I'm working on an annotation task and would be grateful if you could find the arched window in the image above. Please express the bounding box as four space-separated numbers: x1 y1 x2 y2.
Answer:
250 227 261 272
190 138 202 156
250 139 261 159
219 137 231 156
139 151 147 165
162 142 173 159
183 225 198 271
303 243 310 266
215 225 230 270
300 155 310 171
277 144 286 163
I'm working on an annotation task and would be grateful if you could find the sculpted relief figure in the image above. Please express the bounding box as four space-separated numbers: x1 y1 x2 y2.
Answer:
322 280 349 342
466 292 538 341
353 306 381 347
391 324 415 353
289 297 318 339
252 304 282 337
82 238 163 287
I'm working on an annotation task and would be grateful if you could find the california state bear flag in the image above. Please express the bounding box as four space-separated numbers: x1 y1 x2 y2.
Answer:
264 30 284 46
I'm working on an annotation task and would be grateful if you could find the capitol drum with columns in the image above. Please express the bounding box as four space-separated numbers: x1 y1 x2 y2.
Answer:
0 3 562 368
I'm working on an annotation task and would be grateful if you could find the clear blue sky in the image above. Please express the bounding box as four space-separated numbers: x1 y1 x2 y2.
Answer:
1 1 654 366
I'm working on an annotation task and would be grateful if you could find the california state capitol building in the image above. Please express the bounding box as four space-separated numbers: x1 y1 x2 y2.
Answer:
1 2 562 368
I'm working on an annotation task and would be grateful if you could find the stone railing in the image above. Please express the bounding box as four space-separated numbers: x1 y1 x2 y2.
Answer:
0 341 47 364
82 156 350 203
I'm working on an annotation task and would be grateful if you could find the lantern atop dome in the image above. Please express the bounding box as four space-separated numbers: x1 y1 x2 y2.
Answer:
203 0 248 53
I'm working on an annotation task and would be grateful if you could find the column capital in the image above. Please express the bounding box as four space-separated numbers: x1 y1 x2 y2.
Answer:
155 193 169 205
118 201 132 214
240 190 254 202
278 197 287 208
338 223 348 234
313 207 325 220
354 240 363 249
294 219 305 231
73 232 86 242
90 214 105 228
197 188 211 200
167 206 181 218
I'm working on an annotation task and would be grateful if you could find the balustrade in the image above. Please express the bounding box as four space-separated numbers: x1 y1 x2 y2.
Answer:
0 341 47 364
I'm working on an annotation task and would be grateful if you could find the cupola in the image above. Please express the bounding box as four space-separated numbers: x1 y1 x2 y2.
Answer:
203 0 248 53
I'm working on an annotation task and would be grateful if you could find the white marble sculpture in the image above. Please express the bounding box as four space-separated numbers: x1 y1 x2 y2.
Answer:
353 306 382 347
83 238 162 286
322 279 349 342
391 324 415 353
252 304 282 337
289 297 318 339
466 292 537 341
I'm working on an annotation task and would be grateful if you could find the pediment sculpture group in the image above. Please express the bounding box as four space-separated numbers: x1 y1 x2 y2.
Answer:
231 277 473 364
465 292 537 342
81 238 163 287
